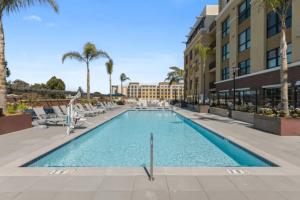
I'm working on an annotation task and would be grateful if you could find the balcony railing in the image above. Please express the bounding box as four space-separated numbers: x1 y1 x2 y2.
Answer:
209 82 216 89
209 61 216 70
209 21 216 32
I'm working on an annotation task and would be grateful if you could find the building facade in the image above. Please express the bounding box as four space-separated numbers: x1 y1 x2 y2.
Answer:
127 82 184 101
184 0 300 108
184 5 219 103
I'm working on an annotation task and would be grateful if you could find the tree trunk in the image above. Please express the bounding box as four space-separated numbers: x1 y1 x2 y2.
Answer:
280 20 289 117
121 82 123 95
0 17 7 113
86 62 91 102
109 74 112 101
203 62 206 105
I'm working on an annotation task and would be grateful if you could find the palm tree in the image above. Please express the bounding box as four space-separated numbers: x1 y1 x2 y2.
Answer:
0 0 58 113
105 59 114 101
120 73 130 96
165 66 184 85
62 42 109 102
261 0 291 117
195 43 211 105
165 66 184 101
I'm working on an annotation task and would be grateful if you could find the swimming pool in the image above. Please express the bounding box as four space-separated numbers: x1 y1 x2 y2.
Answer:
26 110 275 167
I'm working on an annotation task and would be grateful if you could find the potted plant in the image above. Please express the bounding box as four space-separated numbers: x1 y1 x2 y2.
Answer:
254 106 300 136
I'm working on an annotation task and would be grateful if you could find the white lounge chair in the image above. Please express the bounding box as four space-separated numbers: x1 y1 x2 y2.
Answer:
75 103 96 117
33 107 66 126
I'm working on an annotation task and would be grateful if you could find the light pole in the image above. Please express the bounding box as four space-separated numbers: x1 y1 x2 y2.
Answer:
232 67 239 111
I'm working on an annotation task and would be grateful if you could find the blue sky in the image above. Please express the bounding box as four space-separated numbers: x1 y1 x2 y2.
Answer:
4 0 217 94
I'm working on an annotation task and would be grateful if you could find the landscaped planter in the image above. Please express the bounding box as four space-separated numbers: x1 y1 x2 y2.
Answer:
209 107 229 117
197 105 210 113
254 114 300 136
0 113 32 135
232 110 254 124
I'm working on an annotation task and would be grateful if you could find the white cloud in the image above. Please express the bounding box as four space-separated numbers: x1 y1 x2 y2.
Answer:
23 15 42 22
46 23 56 28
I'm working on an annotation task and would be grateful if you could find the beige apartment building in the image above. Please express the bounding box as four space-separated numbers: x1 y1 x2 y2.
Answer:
184 0 300 107
127 82 184 101
184 5 219 103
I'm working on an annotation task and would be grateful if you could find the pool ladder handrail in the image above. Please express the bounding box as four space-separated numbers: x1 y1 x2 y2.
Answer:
150 133 154 181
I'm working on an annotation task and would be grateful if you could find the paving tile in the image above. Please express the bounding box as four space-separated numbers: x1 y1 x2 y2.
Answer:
14 191 57 200
258 176 300 191
197 176 238 191
99 176 135 191
132 190 170 200
53 191 95 200
228 176 271 191
0 177 39 192
28 177 69 191
93 191 132 200
62 176 104 191
279 191 300 200
243 191 286 200
134 176 168 191
166 176 202 191
170 191 208 200
205 191 248 200
0 192 19 200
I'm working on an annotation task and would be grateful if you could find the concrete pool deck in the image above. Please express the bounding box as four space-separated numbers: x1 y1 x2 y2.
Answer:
0 106 300 199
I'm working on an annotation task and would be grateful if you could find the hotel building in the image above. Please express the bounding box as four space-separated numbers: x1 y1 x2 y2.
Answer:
184 5 219 103
127 82 184 101
184 0 300 107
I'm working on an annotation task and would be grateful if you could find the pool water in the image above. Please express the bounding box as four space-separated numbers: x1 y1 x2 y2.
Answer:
27 111 273 167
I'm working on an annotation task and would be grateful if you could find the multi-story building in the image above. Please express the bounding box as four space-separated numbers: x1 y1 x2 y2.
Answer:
127 82 184 101
215 0 300 107
184 5 219 103
184 0 300 107
112 85 127 96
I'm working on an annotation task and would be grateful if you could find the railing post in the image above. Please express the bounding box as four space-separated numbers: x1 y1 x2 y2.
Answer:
150 133 154 181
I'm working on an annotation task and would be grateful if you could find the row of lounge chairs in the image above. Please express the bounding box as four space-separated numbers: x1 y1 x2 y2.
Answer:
136 100 171 109
32 102 120 127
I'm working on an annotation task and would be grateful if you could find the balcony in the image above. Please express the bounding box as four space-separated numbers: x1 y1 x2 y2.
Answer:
209 21 216 32
209 41 216 49
209 82 216 89
209 61 216 70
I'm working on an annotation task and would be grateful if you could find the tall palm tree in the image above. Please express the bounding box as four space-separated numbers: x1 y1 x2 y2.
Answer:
195 43 211 104
62 42 109 102
262 0 291 117
120 73 130 96
105 59 114 101
0 0 58 113
165 66 184 85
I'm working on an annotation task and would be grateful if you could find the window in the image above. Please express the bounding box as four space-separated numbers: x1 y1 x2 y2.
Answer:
239 28 251 52
239 0 251 23
222 67 230 80
238 59 251 76
189 50 193 60
267 43 292 69
267 48 279 69
222 43 230 60
222 17 230 37
267 7 292 38
287 43 292 64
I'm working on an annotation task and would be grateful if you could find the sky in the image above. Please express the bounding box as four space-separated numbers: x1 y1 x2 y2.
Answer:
4 0 217 94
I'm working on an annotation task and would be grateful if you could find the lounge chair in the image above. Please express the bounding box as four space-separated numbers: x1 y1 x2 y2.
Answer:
33 107 66 126
85 103 105 114
52 106 67 119
75 103 96 117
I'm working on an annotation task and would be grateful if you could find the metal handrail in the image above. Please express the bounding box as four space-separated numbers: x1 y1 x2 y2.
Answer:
150 133 154 181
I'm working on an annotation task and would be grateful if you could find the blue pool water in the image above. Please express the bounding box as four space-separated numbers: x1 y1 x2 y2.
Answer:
26 111 274 167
